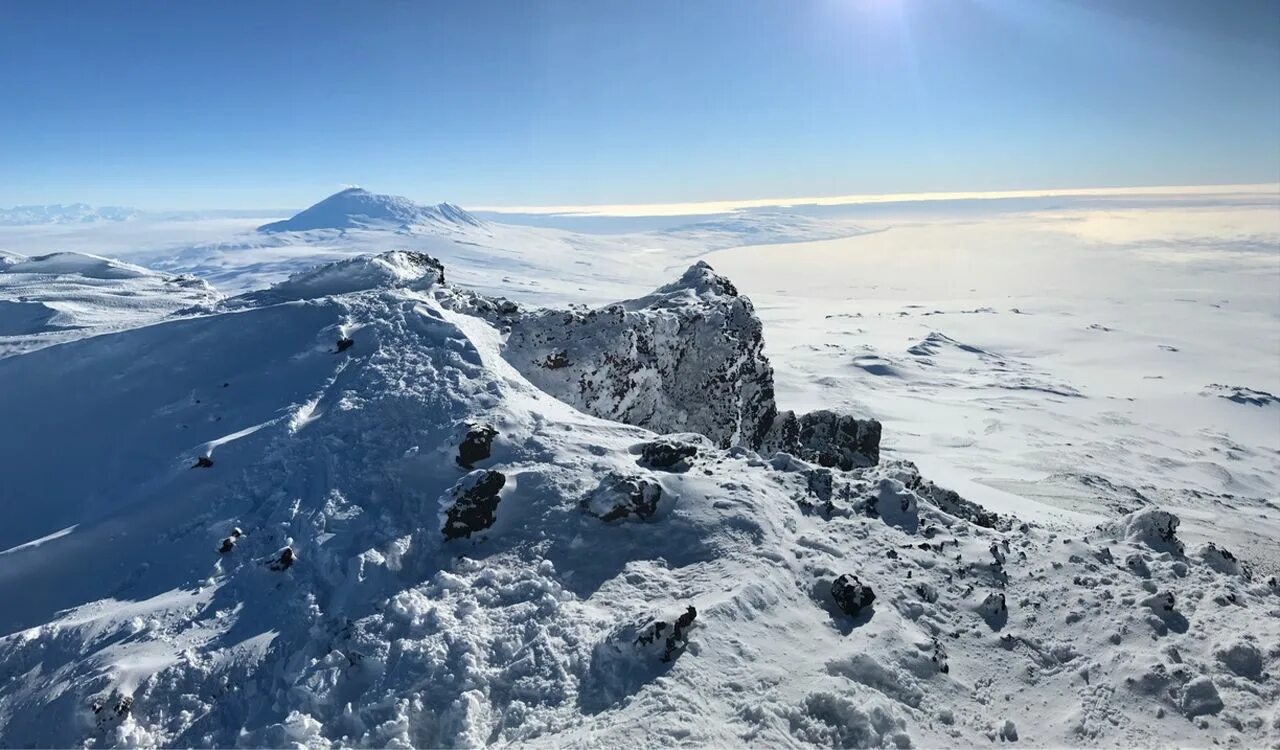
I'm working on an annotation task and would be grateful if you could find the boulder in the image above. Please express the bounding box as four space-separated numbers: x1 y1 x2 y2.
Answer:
440 470 507 541
637 438 699 471
634 605 698 662
1197 542 1250 578
584 473 663 522
1179 677 1224 718
1099 508 1184 555
268 546 295 571
831 574 876 618
456 424 498 469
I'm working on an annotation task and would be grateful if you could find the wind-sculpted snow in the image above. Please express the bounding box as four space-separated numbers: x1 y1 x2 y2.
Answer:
258 187 485 233
0 251 220 356
225 250 446 307
0 253 1276 748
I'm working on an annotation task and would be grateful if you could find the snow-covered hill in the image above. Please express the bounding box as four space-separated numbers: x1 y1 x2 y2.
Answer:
0 251 1276 748
0 251 220 356
257 188 486 234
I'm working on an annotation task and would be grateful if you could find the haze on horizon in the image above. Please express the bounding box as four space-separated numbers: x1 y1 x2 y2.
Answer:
3 0 1278 211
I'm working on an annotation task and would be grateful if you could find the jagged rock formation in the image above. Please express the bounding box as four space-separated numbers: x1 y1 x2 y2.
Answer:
502 261 881 466
759 409 882 469
503 262 777 448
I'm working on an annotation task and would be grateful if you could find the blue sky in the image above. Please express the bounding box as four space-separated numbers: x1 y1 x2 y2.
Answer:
2 0 1278 210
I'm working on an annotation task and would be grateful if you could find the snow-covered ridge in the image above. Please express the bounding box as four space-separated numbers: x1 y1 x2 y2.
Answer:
257 187 485 233
0 251 1275 748
226 250 446 307
0 203 139 226
0 250 155 280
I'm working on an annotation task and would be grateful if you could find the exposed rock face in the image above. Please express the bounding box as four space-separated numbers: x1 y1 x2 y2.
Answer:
502 262 881 466
504 262 776 448
584 473 663 522
441 470 507 541
760 409 881 469
831 574 876 618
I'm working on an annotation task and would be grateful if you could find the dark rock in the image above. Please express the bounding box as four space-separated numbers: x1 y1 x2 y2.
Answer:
218 537 236 554
268 546 294 571
804 468 835 503
541 350 570 369
761 410 881 469
637 439 698 470
584 473 663 522
831 574 876 617
442 470 507 540
91 691 133 730
456 424 498 469
193 456 214 469
635 605 698 662
336 337 355 353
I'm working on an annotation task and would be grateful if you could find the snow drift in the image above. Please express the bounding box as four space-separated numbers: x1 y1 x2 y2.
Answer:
0 251 220 356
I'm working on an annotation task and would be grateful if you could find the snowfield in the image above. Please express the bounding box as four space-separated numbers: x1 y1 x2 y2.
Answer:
0 188 1277 748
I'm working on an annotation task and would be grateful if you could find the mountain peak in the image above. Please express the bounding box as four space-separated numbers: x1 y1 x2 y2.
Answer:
258 188 485 233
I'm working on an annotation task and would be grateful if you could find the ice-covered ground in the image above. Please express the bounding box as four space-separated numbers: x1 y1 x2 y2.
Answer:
0 187 1277 748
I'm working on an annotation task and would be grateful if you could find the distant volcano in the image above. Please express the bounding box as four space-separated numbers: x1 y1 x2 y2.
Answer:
258 187 485 233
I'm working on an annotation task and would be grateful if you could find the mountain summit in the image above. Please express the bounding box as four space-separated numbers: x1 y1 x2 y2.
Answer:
257 187 485 233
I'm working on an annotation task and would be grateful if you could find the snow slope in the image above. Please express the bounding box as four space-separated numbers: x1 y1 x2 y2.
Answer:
0 252 1277 749
257 188 485 234
0 251 221 356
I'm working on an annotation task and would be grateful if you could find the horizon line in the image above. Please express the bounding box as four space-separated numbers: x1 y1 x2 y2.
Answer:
472 182 1280 217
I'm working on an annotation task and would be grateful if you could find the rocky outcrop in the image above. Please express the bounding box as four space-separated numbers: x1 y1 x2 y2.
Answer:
503 262 776 448
636 437 701 471
502 262 881 466
760 410 881 469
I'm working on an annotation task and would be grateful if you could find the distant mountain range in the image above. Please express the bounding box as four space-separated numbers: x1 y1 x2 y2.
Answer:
0 203 139 226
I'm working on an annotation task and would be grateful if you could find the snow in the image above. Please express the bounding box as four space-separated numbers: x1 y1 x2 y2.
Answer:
0 187 1277 748
257 188 485 233
0 251 221 356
